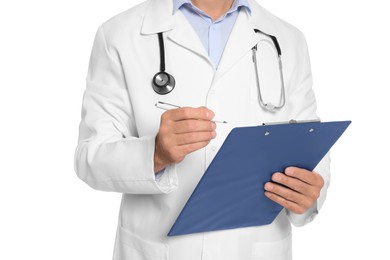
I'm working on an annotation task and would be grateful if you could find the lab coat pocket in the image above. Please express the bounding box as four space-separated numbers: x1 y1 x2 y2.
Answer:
251 234 292 260
114 225 168 260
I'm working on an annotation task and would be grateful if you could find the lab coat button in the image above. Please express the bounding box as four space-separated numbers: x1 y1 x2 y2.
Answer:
211 146 217 152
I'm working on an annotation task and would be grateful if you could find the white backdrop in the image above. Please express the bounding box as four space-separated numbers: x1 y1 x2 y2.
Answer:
0 0 388 259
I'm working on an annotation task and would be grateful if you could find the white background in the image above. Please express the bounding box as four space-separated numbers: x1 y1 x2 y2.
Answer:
0 0 388 259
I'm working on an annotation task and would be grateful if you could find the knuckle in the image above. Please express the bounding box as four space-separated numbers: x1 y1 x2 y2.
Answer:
317 176 325 188
181 107 192 118
170 151 184 164
312 190 321 200
296 207 306 214
161 111 170 122
160 112 167 121
303 198 314 209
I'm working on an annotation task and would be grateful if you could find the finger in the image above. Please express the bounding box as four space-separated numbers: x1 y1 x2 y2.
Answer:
264 182 312 209
180 140 212 155
285 167 324 187
169 107 215 122
264 191 307 214
175 131 216 146
272 172 322 201
271 172 311 195
173 119 216 134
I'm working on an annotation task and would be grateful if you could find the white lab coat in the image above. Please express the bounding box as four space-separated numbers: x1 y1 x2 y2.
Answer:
75 0 330 259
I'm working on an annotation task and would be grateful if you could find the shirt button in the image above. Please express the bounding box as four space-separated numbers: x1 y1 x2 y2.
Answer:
211 146 217 152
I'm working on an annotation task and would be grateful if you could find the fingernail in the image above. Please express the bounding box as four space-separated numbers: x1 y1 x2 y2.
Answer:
211 122 216 130
273 173 281 182
285 167 294 175
264 183 273 191
211 131 217 138
208 110 215 120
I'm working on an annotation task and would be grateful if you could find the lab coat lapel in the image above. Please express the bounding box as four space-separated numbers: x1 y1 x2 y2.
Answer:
167 12 210 63
216 0 282 79
141 0 209 63
215 8 260 79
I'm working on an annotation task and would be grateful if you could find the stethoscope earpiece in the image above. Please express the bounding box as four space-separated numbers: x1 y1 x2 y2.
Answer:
152 71 175 95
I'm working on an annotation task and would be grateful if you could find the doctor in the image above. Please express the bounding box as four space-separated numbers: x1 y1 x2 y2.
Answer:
75 0 329 259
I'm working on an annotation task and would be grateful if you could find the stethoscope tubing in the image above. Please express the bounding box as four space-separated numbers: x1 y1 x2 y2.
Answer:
152 33 175 94
252 45 285 111
152 29 286 112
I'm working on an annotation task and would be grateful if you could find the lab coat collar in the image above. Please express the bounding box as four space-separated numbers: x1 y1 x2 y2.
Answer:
141 0 175 34
141 0 281 72
216 0 280 77
141 0 260 35
172 0 252 15
247 0 279 36
142 0 210 63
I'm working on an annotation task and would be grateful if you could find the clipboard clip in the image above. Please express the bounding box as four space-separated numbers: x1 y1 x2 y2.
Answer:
261 119 321 136
261 119 321 126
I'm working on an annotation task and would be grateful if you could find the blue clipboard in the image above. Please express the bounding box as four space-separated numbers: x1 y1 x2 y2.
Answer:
168 120 351 236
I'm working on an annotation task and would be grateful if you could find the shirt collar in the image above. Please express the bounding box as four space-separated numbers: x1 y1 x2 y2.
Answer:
172 0 251 15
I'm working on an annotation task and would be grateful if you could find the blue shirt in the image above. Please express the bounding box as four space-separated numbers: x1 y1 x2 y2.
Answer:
173 0 251 67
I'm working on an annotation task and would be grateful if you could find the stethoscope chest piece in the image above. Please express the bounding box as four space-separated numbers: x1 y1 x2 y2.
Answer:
152 71 175 95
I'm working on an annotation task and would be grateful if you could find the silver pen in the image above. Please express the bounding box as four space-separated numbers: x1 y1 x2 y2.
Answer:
155 101 228 124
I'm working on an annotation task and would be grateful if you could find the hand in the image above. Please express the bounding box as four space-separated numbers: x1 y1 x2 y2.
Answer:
264 167 324 214
154 107 216 173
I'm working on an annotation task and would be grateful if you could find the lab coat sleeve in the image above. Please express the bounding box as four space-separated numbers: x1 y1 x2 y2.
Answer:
285 31 331 226
74 26 178 194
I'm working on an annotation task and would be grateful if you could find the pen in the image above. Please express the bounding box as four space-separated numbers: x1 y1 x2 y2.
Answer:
155 101 228 124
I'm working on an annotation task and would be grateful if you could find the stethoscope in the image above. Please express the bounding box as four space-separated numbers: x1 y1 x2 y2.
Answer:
152 33 175 95
152 30 286 111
